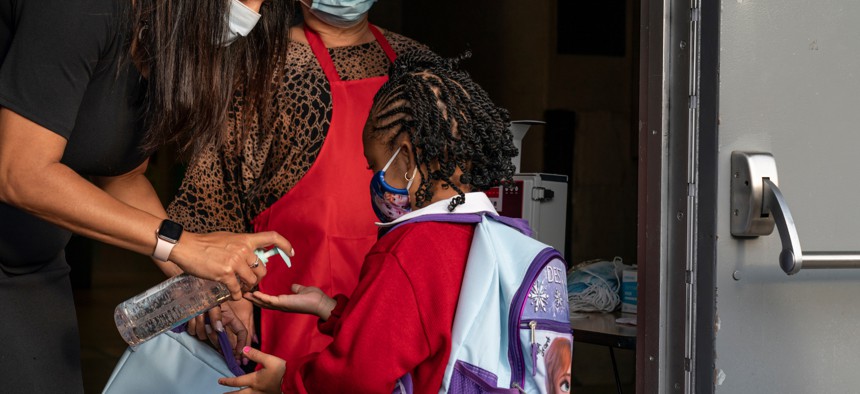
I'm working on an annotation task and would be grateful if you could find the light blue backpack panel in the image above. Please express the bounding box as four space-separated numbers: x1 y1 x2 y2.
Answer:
102 330 238 394
411 213 572 394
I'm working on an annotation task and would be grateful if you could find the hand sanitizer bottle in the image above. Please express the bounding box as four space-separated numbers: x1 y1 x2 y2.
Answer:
114 247 290 348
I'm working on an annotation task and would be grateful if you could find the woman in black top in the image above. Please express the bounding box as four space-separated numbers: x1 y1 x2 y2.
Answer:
0 1 294 392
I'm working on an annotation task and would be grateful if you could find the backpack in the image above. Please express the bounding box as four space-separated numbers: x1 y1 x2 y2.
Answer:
392 212 573 394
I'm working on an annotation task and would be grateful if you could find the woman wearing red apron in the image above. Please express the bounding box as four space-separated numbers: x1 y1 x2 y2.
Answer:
168 1 429 365
251 23 397 360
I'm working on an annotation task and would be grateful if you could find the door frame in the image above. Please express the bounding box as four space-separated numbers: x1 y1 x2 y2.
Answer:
637 0 718 392
693 0 719 392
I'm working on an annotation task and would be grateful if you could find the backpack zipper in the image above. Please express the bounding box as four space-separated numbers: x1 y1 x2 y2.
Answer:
529 321 538 376
525 319 572 376
508 248 563 389
519 319 573 332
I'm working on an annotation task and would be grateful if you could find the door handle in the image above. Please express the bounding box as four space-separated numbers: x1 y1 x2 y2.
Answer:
731 151 860 274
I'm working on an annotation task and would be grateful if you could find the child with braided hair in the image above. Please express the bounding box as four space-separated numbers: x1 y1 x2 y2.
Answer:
219 49 518 394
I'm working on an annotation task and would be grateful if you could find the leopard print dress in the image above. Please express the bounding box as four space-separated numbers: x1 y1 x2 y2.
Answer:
167 30 426 233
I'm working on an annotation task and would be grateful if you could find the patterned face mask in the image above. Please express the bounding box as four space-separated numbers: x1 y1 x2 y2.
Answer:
369 147 417 223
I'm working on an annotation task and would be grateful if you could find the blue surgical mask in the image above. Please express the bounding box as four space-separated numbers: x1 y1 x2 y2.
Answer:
301 0 377 29
370 147 417 223
221 0 262 46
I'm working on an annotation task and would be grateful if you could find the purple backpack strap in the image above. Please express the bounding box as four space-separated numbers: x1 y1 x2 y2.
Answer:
389 213 483 232
172 318 246 376
392 373 414 394
389 212 534 236
485 213 534 237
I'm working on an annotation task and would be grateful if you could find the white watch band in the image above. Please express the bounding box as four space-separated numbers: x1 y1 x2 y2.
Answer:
152 236 177 262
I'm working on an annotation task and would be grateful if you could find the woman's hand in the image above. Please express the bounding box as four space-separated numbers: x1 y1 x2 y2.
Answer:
186 312 213 347
186 301 252 363
244 284 336 320
220 299 255 365
169 231 294 300
219 347 285 394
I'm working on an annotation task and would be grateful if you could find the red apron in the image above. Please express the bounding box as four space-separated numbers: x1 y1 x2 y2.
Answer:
252 24 396 361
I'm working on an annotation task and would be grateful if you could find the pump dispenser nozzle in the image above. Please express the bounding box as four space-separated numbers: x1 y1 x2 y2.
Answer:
254 247 291 268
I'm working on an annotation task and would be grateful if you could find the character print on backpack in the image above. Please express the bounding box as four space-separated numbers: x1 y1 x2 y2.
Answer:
514 258 573 394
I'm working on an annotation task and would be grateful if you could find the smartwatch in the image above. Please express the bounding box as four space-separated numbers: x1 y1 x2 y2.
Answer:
153 219 184 262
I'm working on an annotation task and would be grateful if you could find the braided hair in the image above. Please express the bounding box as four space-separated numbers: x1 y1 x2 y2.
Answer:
368 50 518 211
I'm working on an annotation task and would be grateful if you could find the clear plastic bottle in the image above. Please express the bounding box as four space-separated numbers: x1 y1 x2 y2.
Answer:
114 247 290 348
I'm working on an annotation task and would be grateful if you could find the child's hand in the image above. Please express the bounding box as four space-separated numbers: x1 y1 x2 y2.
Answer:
218 346 285 394
244 284 337 320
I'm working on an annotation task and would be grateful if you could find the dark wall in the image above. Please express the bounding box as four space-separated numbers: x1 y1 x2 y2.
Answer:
373 1 639 264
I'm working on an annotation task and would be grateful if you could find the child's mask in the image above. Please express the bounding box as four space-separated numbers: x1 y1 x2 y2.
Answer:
370 147 417 223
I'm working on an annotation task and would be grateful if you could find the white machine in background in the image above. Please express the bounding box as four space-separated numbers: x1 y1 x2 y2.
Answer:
485 121 569 256
486 173 568 256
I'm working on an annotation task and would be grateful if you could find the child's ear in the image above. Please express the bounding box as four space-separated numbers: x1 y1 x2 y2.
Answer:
397 138 416 168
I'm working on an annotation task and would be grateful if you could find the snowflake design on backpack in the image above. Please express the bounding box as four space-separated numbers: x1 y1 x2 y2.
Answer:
553 289 565 317
529 280 549 312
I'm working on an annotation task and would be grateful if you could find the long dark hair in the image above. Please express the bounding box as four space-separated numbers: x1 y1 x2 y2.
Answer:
369 50 518 211
130 0 293 156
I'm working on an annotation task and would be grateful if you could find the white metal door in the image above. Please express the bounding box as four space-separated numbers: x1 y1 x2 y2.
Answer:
715 1 860 392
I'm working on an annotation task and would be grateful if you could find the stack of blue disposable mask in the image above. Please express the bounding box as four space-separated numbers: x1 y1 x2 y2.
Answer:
567 257 626 312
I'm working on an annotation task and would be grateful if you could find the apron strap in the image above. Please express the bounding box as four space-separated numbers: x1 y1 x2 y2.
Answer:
304 24 341 82
304 24 397 83
369 25 397 63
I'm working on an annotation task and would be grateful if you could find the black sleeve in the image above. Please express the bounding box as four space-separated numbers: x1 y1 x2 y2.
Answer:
0 0 118 138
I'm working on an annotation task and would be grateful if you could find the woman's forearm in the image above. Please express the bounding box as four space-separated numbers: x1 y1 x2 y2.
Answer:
0 108 160 255
0 108 290 299
92 160 183 277
4 159 165 257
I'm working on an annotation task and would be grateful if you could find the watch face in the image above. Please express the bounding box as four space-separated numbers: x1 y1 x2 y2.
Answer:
158 220 184 243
